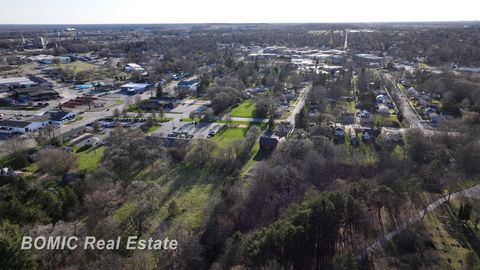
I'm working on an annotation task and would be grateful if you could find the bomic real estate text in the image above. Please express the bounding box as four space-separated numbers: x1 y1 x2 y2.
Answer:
21 236 178 250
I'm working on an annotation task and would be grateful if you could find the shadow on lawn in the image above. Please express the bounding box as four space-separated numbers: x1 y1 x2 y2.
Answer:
440 201 480 260
253 148 271 161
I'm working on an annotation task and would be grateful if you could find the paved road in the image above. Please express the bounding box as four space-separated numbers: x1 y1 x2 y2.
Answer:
383 74 461 137
359 184 480 260
383 74 424 131
286 84 311 126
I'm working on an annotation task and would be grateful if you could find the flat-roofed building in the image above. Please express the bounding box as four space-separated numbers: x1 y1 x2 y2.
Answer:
0 77 37 88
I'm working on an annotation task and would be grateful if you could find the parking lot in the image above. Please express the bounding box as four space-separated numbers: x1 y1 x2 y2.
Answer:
165 122 225 140
89 118 146 129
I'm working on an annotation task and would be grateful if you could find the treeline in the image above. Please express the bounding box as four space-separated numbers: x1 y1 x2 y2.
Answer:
411 70 480 116
348 28 480 66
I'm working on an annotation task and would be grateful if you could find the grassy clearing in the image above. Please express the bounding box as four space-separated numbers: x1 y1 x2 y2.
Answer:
231 100 255 118
212 127 247 148
159 165 225 229
112 201 138 222
76 146 105 172
374 114 401 128
144 125 160 134
57 61 98 73
337 100 356 114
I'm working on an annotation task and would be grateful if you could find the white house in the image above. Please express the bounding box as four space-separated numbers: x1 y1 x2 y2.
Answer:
125 63 147 75
0 120 44 134
376 94 389 104
177 79 199 91
48 111 76 125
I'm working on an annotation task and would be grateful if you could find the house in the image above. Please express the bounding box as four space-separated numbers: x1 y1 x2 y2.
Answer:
424 107 438 115
0 120 43 134
407 87 418 96
376 94 389 104
120 83 150 95
48 111 76 125
1 167 17 177
177 79 199 91
140 99 176 110
379 128 403 144
362 131 371 142
259 131 279 151
26 114 51 127
93 82 116 92
362 130 372 142
377 104 390 115
124 63 147 75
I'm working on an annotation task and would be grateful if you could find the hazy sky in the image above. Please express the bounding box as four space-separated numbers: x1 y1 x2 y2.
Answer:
0 0 479 24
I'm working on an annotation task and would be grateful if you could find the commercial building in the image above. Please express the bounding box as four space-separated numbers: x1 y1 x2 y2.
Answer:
120 83 150 95
0 120 44 134
0 77 38 88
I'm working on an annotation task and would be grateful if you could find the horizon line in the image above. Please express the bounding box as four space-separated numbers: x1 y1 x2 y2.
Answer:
0 20 478 26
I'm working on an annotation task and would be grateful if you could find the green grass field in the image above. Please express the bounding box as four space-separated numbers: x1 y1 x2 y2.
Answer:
212 127 247 148
144 125 160 134
57 61 98 74
76 146 105 172
231 100 255 118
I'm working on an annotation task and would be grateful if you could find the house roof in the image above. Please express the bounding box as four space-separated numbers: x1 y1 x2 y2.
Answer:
49 111 73 121
13 87 59 97
259 135 278 146
0 120 32 128
178 79 199 86
259 130 279 147
121 83 149 89
27 114 51 122
0 77 37 86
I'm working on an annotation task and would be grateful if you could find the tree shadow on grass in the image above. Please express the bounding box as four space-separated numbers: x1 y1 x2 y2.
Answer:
160 164 226 205
438 201 480 260
253 148 271 161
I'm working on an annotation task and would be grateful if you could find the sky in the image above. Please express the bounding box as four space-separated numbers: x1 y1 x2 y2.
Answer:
0 0 479 24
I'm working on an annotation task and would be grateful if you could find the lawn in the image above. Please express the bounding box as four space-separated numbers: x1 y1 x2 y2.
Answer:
338 100 356 114
212 127 247 148
231 100 255 118
147 165 225 232
76 146 105 172
112 200 139 222
144 125 160 134
374 114 402 128
57 61 98 74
